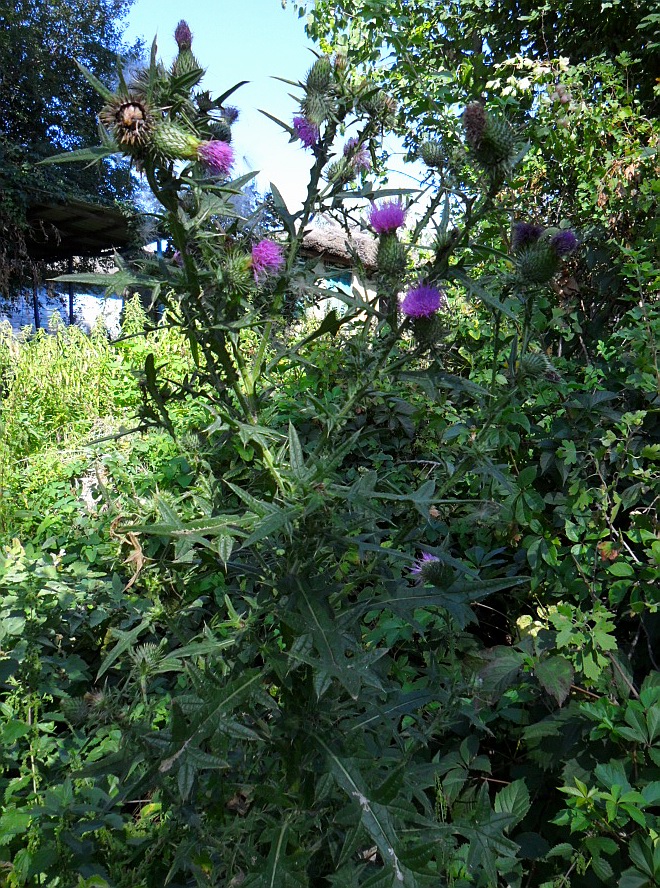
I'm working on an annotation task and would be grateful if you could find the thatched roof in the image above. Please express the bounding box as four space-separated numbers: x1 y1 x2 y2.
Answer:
301 225 377 272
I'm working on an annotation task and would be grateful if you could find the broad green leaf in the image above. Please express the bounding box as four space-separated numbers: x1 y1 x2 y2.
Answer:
494 779 531 831
628 836 655 878
535 655 574 706
619 868 652 888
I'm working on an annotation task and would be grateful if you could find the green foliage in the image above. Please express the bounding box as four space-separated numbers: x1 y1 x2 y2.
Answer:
0 11 657 888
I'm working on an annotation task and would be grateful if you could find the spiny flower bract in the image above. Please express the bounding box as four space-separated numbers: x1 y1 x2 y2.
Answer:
411 552 440 578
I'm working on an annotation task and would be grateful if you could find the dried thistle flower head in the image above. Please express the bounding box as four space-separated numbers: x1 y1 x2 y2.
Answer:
100 96 154 149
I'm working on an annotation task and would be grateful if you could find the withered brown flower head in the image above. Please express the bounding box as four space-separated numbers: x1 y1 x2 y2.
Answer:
100 96 154 148
463 101 487 148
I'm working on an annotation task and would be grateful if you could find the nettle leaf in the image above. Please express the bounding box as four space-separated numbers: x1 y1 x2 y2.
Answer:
494 779 531 831
535 655 574 706
479 648 527 698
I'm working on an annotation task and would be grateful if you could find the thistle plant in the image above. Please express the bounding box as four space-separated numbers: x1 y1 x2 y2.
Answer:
37 24 587 887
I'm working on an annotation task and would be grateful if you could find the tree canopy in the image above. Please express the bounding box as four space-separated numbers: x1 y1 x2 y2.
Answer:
0 0 141 288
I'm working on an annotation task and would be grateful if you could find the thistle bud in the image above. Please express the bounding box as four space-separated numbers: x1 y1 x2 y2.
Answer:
334 52 348 72
174 20 192 50
326 158 352 185
419 139 444 169
172 48 204 81
515 242 560 284
306 56 332 92
464 103 517 171
150 121 200 162
222 252 254 296
302 91 332 125
208 118 232 143
411 553 453 587
377 234 406 276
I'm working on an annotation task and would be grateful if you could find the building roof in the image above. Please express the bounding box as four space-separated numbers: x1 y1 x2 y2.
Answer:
25 198 134 261
301 224 377 272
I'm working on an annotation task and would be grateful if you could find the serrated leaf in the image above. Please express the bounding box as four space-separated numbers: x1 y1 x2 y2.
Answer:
38 144 119 166
214 534 234 565
74 59 116 101
545 842 575 859
618 868 651 888
260 109 295 136
494 779 531 831
288 422 305 478
318 742 412 885
591 855 614 882
159 671 262 774
535 655 574 706
454 269 517 319
96 620 150 680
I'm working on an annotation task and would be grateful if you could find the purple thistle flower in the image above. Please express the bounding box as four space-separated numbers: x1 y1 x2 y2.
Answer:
222 106 240 124
197 140 234 175
401 283 445 318
550 229 578 256
293 115 320 149
172 250 183 267
251 239 285 281
411 552 440 579
174 20 192 50
369 200 406 235
511 222 544 252
344 137 371 173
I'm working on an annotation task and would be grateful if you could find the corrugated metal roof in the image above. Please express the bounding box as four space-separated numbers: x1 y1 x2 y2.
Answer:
25 198 133 260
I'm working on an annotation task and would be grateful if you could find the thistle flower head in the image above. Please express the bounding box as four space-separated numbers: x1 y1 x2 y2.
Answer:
344 137 371 173
293 115 320 149
512 222 544 252
463 102 487 148
197 140 234 175
99 96 153 149
401 283 445 318
174 20 193 50
550 229 578 256
369 199 406 235
411 552 440 580
251 239 285 281
222 106 240 124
